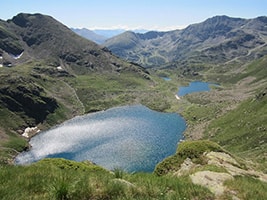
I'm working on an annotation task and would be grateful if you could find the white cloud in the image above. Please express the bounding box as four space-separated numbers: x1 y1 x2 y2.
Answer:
87 24 187 32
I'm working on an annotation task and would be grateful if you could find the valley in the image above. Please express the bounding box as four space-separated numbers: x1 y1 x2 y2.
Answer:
0 13 266 199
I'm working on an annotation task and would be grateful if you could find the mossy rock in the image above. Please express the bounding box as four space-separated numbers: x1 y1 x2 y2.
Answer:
154 140 225 176
176 140 224 159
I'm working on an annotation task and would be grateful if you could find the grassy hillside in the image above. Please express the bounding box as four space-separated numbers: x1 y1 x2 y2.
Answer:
205 90 267 171
176 55 267 173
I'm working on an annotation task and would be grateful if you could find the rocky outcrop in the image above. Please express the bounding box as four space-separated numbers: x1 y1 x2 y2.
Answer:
205 151 267 182
190 171 233 196
173 158 198 176
0 82 58 125
173 151 267 197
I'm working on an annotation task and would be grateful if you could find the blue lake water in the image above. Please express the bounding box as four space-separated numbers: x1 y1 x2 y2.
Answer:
15 105 186 172
178 81 217 97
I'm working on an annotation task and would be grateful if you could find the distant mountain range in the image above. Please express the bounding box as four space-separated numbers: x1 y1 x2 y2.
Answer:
103 15 267 68
71 28 150 44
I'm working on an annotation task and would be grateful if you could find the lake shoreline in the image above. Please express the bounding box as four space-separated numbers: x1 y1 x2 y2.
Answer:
15 105 186 172
14 81 218 172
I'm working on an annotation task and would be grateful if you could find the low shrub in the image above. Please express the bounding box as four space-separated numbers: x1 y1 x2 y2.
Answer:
176 140 224 159
154 140 225 176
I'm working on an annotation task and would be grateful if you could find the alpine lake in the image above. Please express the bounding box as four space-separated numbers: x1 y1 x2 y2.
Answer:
16 81 216 172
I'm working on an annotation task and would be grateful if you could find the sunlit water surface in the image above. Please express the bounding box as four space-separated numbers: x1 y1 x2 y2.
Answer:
15 105 186 172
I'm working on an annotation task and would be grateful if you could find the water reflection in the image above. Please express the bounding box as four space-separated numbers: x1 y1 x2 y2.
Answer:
15 105 186 172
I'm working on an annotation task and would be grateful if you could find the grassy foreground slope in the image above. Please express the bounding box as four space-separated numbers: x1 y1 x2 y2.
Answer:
0 158 214 200
2 142 267 200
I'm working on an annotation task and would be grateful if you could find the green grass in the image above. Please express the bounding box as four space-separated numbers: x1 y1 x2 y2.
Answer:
0 158 213 200
0 131 28 165
66 73 175 113
113 167 124 179
205 90 267 171
223 176 267 200
176 140 224 159
234 55 267 83
3 135 28 152
124 173 213 200
0 107 27 131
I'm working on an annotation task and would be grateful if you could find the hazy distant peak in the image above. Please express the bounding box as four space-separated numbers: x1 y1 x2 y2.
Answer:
71 28 107 44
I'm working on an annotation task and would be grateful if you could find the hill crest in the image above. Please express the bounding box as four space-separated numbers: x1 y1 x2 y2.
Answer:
0 13 148 76
103 15 267 68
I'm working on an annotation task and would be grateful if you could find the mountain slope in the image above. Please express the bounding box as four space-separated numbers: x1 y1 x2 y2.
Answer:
1 13 150 76
103 15 267 68
104 30 177 67
0 13 156 164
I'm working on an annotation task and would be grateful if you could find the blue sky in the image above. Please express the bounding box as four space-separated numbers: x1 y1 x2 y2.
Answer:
1 0 266 30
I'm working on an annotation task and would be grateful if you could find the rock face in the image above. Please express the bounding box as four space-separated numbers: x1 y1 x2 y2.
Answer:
190 171 233 196
173 158 198 176
172 151 267 197
205 151 267 182
0 83 58 125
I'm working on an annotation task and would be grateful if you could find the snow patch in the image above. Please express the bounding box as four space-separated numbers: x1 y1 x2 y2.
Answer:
22 127 40 138
57 66 63 70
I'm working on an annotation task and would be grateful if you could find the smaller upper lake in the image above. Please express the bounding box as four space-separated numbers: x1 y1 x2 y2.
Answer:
178 81 217 97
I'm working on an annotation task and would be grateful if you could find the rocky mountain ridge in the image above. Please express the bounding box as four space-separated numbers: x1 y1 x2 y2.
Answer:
103 15 267 68
0 13 148 75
